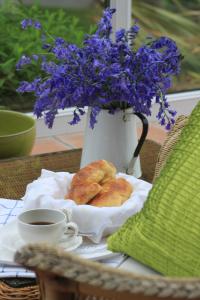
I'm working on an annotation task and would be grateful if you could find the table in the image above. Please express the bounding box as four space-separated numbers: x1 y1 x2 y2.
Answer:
0 140 161 300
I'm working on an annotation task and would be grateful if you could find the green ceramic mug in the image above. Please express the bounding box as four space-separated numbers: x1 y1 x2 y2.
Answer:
0 110 36 159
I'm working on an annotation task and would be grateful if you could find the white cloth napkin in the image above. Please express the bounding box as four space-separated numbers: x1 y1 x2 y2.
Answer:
23 169 152 243
0 199 35 278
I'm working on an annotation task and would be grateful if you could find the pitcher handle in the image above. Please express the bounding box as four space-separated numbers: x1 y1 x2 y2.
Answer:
126 112 149 175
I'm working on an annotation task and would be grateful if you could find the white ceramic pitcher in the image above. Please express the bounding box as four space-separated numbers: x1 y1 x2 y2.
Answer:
80 108 148 178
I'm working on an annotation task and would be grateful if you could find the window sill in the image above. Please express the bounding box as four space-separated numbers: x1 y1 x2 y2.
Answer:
26 90 200 138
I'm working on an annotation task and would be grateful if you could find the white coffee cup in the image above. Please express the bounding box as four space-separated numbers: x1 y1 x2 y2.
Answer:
17 208 78 244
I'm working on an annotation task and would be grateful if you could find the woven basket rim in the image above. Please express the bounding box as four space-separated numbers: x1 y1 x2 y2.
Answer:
15 244 200 284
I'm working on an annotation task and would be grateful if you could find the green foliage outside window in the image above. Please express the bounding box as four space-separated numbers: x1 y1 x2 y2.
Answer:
131 0 200 92
102 0 200 92
0 0 97 111
0 0 199 112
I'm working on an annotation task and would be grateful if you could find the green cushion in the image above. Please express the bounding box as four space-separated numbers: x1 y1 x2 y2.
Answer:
108 102 200 277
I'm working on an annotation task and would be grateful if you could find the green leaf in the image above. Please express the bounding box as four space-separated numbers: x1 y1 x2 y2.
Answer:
0 79 5 88
0 58 16 74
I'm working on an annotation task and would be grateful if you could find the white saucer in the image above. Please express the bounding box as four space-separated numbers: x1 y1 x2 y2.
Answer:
0 220 119 264
0 220 82 264
0 221 159 275
74 238 120 261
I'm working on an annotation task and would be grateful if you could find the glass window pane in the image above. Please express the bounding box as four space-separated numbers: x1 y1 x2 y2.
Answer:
132 0 200 92
0 0 103 112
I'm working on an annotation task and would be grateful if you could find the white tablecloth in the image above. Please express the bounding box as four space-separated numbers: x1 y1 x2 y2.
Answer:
0 199 35 278
0 198 125 278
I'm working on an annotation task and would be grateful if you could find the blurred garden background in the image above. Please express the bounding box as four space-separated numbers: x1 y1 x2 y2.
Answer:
0 0 199 112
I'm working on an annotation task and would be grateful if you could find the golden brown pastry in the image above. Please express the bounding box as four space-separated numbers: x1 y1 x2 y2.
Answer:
71 160 116 186
66 160 116 205
67 183 102 205
89 178 133 207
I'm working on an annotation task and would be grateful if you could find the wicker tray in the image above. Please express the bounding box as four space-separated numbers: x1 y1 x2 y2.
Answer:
0 140 160 300
0 140 160 200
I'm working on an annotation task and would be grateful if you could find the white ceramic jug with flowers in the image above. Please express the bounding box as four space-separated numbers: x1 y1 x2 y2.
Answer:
16 8 181 174
81 108 148 178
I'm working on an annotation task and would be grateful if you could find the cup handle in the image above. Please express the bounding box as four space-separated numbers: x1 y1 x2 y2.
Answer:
126 112 149 175
64 222 79 237
62 208 73 222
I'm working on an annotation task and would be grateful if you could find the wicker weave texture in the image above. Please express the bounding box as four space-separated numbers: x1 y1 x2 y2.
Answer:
0 140 160 200
0 149 81 199
0 282 39 300
0 140 160 300
140 140 161 183
15 244 200 299
153 115 188 181
108 103 200 277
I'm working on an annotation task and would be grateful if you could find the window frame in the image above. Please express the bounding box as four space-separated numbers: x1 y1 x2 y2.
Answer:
27 0 200 137
28 90 200 138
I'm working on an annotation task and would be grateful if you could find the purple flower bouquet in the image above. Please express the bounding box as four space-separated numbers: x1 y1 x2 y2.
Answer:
17 8 182 130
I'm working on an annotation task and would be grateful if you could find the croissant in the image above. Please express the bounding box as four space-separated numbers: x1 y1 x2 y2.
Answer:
71 160 116 186
66 160 116 205
89 178 133 207
67 182 102 205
